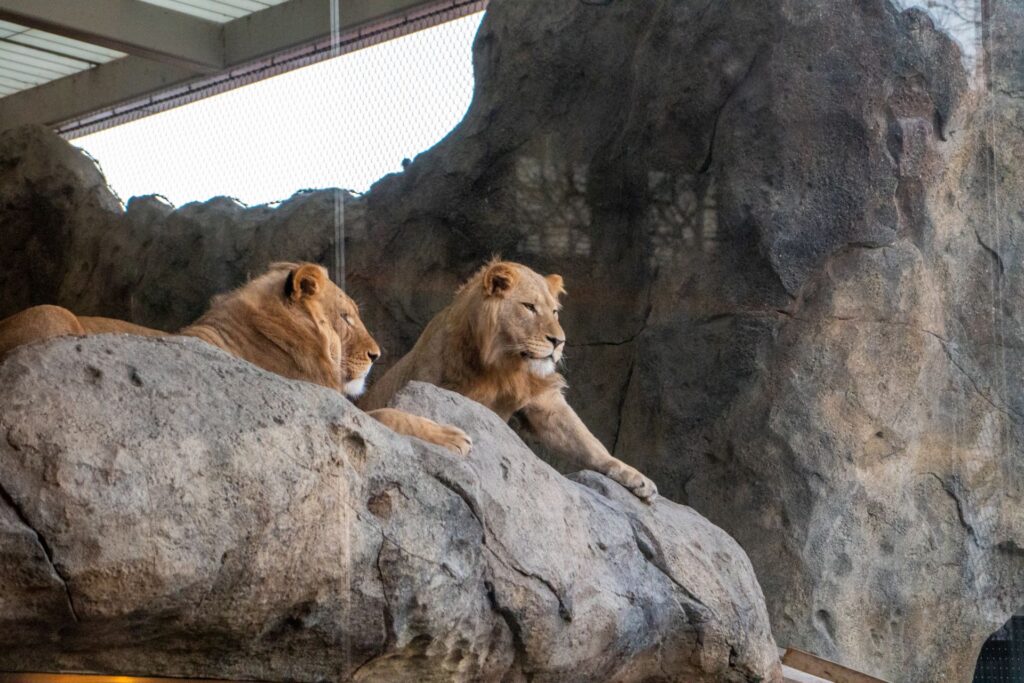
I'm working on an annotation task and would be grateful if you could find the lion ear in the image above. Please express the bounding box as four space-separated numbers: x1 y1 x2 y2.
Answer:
286 263 327 301
545 274 565 298
482 262 518 297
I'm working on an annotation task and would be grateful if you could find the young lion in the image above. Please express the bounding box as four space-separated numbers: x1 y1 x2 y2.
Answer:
0 263 470 455
360 260 658 500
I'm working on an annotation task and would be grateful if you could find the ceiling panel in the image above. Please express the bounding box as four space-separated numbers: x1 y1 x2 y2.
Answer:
0 45 87 75
0 19 124 96
138 0 289 23
0 0 287 100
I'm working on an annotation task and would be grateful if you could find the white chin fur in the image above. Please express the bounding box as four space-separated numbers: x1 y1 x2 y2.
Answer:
528 358 557 377
343 375 367 398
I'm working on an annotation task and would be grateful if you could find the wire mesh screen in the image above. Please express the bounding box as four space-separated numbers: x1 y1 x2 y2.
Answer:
974 616 1024 683
68 6 485 207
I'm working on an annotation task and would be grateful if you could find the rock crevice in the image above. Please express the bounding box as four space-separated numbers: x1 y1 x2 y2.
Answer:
0 478 80 623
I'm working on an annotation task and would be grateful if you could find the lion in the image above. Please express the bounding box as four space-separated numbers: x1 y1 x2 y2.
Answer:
0 262 470 455
360 259 657 500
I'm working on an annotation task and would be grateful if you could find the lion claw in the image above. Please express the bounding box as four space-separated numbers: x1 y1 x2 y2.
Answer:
609 463 658 501
434 424 472 456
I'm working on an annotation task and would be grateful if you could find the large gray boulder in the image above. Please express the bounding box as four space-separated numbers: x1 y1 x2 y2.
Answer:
2 1 1023 680
0 335 781 682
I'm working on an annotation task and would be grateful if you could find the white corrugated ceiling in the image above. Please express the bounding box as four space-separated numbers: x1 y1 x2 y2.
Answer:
0 19 125 96
137 0 289 23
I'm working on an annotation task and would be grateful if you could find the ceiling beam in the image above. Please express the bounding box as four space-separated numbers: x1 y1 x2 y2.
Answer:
0 0 466 132
223 0 452 65
0 57 198 132
0 0 224 71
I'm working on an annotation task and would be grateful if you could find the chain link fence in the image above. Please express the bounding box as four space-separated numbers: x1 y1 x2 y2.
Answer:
69 4 486 207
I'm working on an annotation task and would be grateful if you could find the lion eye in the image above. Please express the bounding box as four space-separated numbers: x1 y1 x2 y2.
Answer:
342 314 354 326
522 303 537 314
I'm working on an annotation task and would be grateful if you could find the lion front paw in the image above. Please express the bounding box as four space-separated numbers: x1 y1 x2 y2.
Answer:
607 463 658 502
426 422 473 456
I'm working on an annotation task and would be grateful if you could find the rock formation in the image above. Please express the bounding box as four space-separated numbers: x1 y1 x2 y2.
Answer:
0 335 780 682
1 0 1023 680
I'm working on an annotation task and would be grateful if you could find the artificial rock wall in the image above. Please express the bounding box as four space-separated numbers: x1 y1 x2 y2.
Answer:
2 0 1024 680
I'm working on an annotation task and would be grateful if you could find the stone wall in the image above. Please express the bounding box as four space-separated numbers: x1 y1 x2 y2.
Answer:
2 0 1023 680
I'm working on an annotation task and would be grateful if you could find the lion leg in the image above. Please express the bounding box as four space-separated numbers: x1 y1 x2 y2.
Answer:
520 390 658 501
368 407 472 456
0 305 86 357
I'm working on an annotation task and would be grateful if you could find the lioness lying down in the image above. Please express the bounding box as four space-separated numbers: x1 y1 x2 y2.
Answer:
361 260 658 500
0 263 470 455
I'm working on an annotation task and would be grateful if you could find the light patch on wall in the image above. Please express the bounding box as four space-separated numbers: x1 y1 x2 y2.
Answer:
890 0 981 74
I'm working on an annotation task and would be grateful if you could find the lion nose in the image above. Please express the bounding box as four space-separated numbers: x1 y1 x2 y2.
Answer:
367 350 380 362
547 335 565 349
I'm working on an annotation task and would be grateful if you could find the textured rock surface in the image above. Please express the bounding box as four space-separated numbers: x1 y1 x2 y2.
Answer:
0 335 780 682
2 1 1024 681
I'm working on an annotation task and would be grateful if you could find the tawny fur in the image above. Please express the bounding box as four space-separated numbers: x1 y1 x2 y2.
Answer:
361 260 657 500
0 263 470 455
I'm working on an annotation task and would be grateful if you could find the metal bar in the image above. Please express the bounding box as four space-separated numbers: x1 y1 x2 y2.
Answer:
0 674 250 683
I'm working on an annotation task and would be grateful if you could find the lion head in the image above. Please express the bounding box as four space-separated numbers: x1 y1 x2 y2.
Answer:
186 262 381 398
281 263 381 397
456 260 566 378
